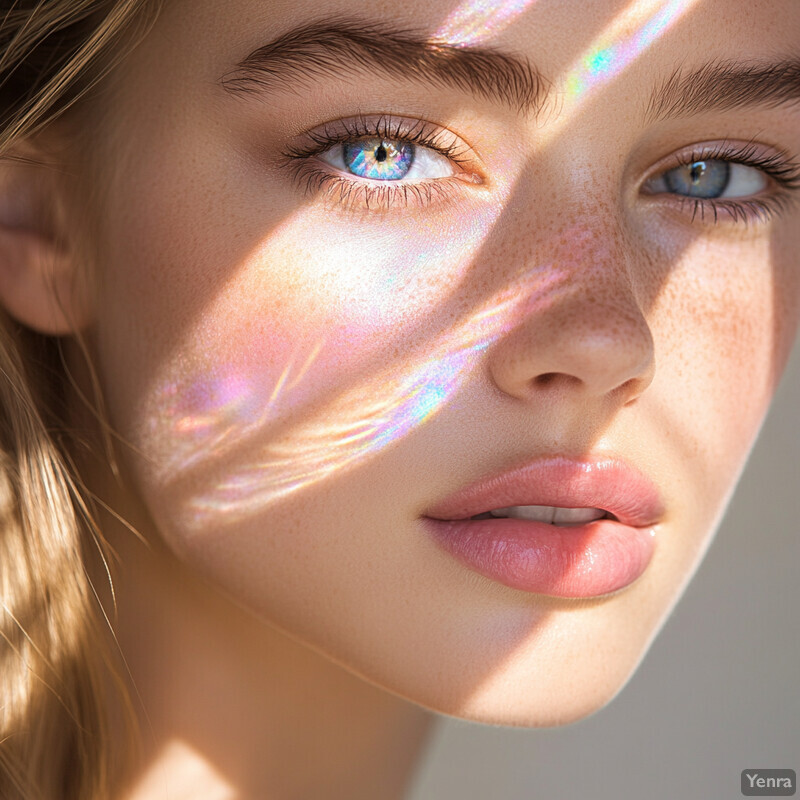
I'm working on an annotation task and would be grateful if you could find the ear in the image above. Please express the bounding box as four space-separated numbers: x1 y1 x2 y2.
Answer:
0 142 92 335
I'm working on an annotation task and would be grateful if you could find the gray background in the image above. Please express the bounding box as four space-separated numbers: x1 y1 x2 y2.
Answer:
408 339 800 800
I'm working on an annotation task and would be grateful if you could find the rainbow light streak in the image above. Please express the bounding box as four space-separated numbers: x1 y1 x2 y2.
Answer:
185 267 570 528
152 206 503 483
154 338 326 478
433 0 538 47
553 0 699 132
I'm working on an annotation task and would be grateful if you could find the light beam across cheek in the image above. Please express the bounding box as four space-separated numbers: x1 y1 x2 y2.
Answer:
149 337 327 477
144 200 512 485
179 266 570 530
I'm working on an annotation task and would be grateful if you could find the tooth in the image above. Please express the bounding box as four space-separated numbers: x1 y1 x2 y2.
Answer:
488 505 606 525
552 507 606 525
490 505 555 523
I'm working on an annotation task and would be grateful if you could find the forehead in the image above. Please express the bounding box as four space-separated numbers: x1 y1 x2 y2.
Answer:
158 0 798 75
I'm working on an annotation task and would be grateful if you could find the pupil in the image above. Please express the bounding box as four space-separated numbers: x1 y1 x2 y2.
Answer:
690 161 705 184
375 143 388 163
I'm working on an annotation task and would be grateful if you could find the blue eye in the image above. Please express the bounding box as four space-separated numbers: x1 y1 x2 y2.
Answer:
664 160 729 198
646 158 767 200
342 138 414 180
317 135 456 184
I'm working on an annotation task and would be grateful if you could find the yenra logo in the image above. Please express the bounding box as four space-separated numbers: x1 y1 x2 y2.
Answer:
746 774 793 790
741 769 796 796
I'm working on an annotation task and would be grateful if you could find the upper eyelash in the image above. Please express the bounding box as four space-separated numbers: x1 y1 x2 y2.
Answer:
284 113 473 166
659 139 800 225
673 140 800 189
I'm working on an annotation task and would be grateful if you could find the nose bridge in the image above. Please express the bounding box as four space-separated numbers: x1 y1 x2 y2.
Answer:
488 219 655 402
548 221 645 326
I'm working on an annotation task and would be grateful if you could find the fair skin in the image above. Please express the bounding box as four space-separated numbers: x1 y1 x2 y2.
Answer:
1 0 799 797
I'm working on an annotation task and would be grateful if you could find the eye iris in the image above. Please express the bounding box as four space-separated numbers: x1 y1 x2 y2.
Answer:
343 138 414 180
665 159 730 198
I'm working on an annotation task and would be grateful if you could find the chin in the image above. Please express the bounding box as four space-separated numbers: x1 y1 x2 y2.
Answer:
420 682 629 729
345 640 644 730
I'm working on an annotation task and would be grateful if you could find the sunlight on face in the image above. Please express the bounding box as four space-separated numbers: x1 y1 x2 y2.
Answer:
563 0 699 97
155 266 568 526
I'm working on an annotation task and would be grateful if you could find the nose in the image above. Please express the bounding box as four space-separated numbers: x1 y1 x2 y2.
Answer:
486 229 656 406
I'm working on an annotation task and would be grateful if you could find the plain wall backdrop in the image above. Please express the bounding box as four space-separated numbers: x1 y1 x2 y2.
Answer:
408 336 800 800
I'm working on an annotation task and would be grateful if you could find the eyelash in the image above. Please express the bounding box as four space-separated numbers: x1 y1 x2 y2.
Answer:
282 117 800 225
650 141 800 225
281 114 480 212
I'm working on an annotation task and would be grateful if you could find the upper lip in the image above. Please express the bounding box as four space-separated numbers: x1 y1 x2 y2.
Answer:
422 455 665 528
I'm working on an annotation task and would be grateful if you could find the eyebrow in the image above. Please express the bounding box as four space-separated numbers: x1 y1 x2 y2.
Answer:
218 16 549 115
219 17 800 126
644 58 800 123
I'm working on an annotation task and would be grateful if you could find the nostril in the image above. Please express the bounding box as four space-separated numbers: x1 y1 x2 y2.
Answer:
533 372 582 388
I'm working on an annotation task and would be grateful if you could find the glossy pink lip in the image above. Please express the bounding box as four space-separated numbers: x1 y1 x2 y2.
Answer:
421 456 665 598
423 456 664 527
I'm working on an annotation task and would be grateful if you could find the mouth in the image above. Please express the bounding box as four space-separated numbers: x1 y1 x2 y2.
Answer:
420 455 663 598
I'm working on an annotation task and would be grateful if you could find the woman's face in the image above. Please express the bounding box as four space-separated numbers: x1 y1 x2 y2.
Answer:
79 0 799 724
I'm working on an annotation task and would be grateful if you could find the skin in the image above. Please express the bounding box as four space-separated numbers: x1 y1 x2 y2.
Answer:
1 0 799 796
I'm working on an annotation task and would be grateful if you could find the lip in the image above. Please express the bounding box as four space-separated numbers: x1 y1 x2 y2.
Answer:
421 456 665 598
423 456 664 526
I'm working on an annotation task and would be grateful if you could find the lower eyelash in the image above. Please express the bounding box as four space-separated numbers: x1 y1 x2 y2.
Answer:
679 189 799 226
289 163 460 212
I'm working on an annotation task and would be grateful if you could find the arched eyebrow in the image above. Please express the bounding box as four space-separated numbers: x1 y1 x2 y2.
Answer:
644 58 800 123
218 16 549 116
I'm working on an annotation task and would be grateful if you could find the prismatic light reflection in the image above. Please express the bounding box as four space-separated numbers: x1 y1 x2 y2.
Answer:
152 339 326 478
433 0 539 47
567 0 697 97
545 0 700 140
155 266 569 530
432 0 699 128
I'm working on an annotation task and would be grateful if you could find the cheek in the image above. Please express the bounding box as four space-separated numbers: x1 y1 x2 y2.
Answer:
94 195 504 542
652 233 800 519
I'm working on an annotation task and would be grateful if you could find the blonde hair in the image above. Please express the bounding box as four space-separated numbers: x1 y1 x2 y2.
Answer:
0 2 161 797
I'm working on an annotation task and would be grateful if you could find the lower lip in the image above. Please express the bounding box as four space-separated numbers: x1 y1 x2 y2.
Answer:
422 517 656 598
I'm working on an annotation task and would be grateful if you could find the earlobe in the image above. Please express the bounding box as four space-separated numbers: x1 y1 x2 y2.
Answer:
0 152 92 336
